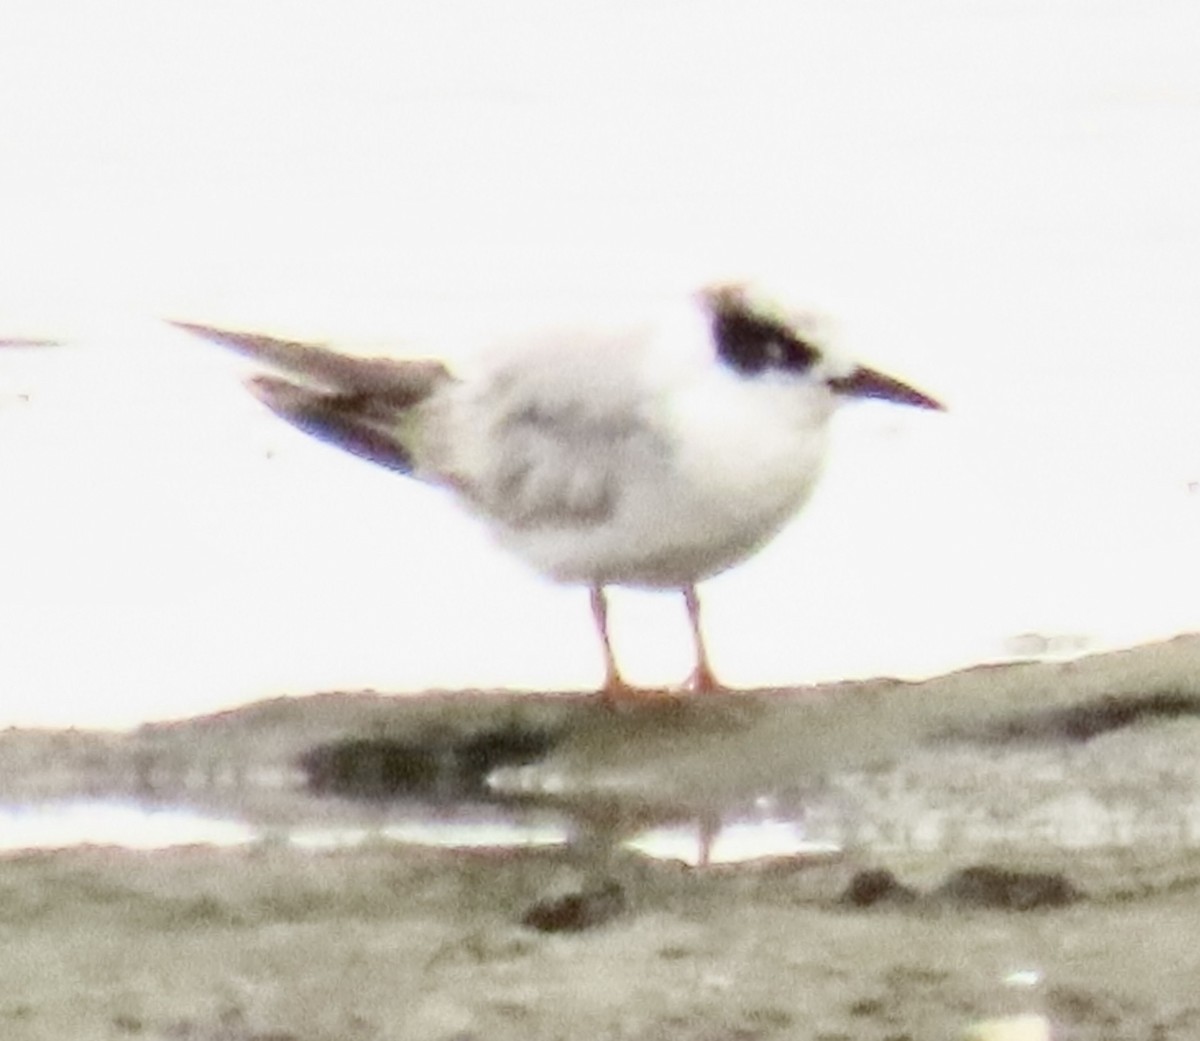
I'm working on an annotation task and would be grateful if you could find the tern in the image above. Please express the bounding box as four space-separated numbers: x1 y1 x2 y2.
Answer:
172 283 942 700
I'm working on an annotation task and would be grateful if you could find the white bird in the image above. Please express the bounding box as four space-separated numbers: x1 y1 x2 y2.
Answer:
172 283 942 700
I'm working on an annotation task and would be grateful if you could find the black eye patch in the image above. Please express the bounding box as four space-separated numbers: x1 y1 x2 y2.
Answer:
711 302 820 376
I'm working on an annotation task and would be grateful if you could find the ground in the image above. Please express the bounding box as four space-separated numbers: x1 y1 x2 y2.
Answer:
7 636 1200 1040
5 841 1200 1039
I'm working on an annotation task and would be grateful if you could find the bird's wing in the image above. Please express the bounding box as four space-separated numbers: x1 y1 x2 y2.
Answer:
169 321 451 408
171 320 455 474
462 391 665 531
245 374 422 473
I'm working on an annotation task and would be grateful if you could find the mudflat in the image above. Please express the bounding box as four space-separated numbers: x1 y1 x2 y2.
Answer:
3 842 1200 1041
5 636 1200 1039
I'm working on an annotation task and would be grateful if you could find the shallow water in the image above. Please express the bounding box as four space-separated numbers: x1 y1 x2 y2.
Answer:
0 799 257 852
0 797 837 865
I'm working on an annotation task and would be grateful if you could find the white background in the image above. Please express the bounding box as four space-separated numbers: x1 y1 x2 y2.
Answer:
2 0 1199 727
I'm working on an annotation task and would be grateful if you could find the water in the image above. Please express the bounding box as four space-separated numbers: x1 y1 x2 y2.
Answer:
9 780 1171 862
0 800 257 852
0 797 833 865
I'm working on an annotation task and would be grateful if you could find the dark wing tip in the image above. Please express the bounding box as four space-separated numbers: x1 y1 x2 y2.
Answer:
246 374 416 474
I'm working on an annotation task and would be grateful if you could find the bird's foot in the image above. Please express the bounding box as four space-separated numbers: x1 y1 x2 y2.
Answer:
686 663 725 694
597 677 683 705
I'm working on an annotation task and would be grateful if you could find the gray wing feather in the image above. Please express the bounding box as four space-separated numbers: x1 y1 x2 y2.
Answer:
171 320 455 475
474 397 661 530
169 321 451 407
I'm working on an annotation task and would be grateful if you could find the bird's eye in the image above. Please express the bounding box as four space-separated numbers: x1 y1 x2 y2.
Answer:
764 340 787 366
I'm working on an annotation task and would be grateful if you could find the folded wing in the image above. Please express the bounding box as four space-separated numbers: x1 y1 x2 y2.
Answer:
170 321 454 474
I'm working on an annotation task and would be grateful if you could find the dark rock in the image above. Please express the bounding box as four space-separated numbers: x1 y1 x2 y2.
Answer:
298 738 442 799
297 722 559 800
960 690 1200 745
936 865 1081 910
839 869 919 908
521 880 626 932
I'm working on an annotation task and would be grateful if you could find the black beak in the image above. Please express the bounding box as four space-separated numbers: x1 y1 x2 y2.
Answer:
829 366 944 411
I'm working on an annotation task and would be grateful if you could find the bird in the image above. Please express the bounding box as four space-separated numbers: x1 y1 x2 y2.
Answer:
171 283 943 701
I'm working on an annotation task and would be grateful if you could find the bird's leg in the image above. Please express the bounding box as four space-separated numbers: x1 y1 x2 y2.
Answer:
683 584 722 693
590 585 631 700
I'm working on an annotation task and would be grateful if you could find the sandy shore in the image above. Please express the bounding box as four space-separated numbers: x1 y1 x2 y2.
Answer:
5 636 1200 1038
4 841 1200 1041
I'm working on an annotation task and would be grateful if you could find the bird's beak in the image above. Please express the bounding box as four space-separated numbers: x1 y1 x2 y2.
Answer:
829 366 944 411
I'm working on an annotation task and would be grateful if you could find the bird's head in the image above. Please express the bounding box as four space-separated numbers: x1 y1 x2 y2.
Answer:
699 283 944 412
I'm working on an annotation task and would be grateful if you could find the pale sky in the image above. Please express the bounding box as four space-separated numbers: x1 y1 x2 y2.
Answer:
3 0 1200 727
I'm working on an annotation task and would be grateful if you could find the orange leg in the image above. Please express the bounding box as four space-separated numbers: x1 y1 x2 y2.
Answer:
590 585 631 701
591 585 722 701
